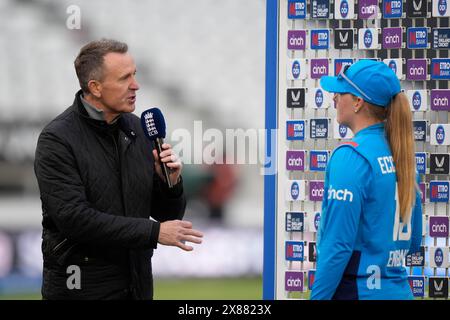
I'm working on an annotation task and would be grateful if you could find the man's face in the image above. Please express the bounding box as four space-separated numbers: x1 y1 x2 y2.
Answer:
97 52 139 115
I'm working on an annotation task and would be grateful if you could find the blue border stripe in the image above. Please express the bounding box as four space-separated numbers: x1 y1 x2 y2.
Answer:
263 0 278 300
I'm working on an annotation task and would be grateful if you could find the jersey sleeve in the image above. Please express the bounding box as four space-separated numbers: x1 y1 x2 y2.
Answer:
310 146 371 300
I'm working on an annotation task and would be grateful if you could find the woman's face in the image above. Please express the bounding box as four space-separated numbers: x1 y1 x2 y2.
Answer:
334 93 357 127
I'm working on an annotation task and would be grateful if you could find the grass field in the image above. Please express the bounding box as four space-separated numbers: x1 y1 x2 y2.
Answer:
0 277 263 300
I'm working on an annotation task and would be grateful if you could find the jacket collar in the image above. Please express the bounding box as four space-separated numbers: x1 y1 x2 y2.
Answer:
72 90 137 142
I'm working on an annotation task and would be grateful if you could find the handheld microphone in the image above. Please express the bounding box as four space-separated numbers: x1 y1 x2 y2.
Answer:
140 107 173 188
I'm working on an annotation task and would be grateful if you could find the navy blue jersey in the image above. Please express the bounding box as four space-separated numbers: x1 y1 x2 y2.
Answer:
310 123 422 300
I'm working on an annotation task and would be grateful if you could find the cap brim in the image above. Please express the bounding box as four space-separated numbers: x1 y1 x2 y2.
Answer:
320 76 353 94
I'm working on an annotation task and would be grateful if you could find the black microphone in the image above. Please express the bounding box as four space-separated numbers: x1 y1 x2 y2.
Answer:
140 108 173 188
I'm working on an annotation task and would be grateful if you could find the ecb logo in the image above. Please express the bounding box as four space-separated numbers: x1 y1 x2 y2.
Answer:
315 89 324 108
439 0 448 16
339 124 348 138
291 182 300 200
292 60 301 79
364 29 373 48
340 0 349 18
435 248 444 267
412 91 422 110
436 125 446 144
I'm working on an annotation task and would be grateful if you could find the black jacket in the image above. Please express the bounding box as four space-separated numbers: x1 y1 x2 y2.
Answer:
34 90 186 300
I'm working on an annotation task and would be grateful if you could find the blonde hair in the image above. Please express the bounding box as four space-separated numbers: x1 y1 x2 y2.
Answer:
366 92 416 221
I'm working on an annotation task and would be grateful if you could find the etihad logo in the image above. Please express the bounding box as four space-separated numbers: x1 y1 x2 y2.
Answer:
327 185 354 202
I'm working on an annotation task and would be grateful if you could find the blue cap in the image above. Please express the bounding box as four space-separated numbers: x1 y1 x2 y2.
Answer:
320 59 401 108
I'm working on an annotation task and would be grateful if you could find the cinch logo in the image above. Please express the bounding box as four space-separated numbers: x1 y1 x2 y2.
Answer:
328 185 353 202
412 91 422 110
434 248 444 267
385 33 401 45
432 223 448 234
312 64 328 77
436 125 446 144
310 150 328 171
315 89 324 107
439 0 448 16
309 181 324 201
291 182 300 200
292 60 301 79
364 29 373 48
340 0 349 18
389 60 397 73
339 124 348 138
288 30 306 50
286 150 305 171
410 66 425 76
431 90 450 110
361 3 376 16
285 271 304 291
287 120 305 140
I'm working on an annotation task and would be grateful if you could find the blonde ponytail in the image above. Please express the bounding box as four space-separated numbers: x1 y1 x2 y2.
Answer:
384 92 416 222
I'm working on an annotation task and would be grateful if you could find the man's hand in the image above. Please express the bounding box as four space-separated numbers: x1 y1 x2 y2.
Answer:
152 143 182 186
158 220 203 251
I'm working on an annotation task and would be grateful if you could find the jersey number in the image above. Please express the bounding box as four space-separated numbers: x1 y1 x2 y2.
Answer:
392 184 412 241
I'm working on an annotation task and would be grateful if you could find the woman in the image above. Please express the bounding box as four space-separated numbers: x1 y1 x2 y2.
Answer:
310 60 422 300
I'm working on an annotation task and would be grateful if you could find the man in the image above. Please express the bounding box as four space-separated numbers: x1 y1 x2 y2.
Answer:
34 39 203 300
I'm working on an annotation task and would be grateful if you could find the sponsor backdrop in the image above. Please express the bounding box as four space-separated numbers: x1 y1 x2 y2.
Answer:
264 0 450 299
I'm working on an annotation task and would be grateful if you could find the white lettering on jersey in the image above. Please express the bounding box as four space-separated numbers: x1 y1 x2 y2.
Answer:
327 185 354 202
366 265 381 290
387 249 409 267
393 184 412 241
377 156 396 174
